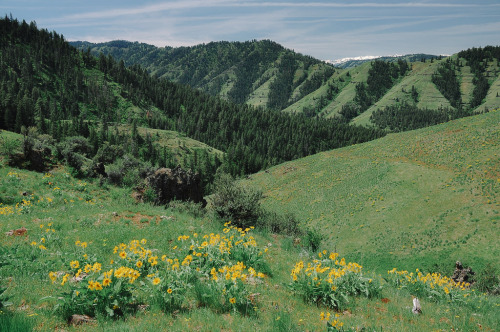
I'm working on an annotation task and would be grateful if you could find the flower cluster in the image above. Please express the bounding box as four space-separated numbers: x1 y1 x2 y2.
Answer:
387 268 472 303
290 251 379 310
30 223 56 251
321 311 344 331
49 224 269 319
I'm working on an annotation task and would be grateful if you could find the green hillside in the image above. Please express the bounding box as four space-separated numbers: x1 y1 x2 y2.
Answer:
78 40 500 131
246 109 500 273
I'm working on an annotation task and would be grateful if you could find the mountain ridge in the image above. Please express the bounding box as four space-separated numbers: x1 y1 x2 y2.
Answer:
72 40 500 126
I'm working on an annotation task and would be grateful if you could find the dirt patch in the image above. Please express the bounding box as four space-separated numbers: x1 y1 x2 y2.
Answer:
111 211 159 227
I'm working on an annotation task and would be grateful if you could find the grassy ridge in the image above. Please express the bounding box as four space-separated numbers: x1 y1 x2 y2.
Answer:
246 110 500 273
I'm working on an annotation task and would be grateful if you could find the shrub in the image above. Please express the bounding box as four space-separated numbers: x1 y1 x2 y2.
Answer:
0 136 21 159
305 228 323 252
210 172 262 228
105 155 153 187
257 211 302 236
473 263 499 295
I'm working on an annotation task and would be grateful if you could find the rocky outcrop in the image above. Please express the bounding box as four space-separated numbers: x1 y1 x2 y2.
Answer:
451 261 475 284
145 166 206 207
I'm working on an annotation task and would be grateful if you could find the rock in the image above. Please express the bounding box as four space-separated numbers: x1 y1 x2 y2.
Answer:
451 261 475 284
412 297 422 314
69 314 96 325
145 166 206 207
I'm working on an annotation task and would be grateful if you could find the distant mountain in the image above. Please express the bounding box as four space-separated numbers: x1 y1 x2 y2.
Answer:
325 54 438 69
72 40 500 126
70 40 337 111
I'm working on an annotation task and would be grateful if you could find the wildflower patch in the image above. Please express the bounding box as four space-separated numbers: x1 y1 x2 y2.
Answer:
289 251 381 310
48 222 269 319
386 268 473 304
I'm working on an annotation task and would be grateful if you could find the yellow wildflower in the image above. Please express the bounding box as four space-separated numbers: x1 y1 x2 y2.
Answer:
103 278 112 287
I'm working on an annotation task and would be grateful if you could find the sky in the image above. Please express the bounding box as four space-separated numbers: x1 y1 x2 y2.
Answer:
2 0 500 61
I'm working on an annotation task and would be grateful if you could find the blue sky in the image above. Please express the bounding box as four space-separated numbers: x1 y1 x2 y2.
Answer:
2 1 499 60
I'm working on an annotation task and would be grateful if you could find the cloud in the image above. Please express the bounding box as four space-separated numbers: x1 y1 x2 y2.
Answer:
13 0 499 60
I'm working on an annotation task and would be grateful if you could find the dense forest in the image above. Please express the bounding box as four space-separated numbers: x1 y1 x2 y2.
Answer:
432 60 462 109
370 103 473 132
0 16 383 189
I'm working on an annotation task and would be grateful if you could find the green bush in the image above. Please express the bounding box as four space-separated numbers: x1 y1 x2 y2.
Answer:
257 211 302 236
474 263 500 294
105 155 153 187
305 228 323 252
210 172 262 228
290 252 381 311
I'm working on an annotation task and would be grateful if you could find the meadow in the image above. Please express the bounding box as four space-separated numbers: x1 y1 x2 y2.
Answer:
1 111 499 331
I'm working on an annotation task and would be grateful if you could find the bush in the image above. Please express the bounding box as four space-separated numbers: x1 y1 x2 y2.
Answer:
474 263 500 294
0 136 21 158
305 228 323 252
290 252 381 310
105 155 153 187
210 172 262 228
257 210 302 236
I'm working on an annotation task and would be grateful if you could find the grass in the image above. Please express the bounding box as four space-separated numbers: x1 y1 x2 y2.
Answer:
246 109 500 273
0 111 499 331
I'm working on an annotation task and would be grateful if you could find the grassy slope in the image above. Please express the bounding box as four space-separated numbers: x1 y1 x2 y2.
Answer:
118 125 223 163
352 59 453 126
323 63 371 118
473 59 500 113
246 110 500 273
286 56 500 127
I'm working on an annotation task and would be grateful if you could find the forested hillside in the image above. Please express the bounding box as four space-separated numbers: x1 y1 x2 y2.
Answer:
0 17 382 185
71 40 337 111
73 40 500 132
